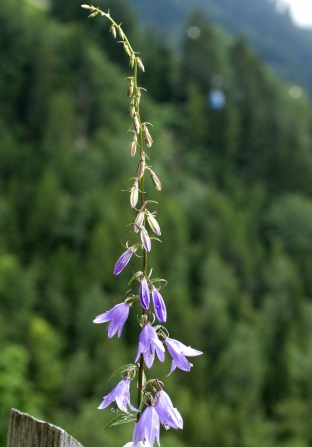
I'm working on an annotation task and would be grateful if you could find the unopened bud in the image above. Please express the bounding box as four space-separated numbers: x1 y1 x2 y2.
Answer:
137 57 145 72
129 135 137 157
135 88 141 108
130 180 139 208
137 157 145 179
140 227 151 252
123 42 131 56
149 168 162 191
129 53 135 70
127 77 134 97
146 210 161 236
81 4 92 9
142 123 153 148
118 26 125 40
134 210 145 233
133 114 140 134
110 24 117 38
88 10 99 18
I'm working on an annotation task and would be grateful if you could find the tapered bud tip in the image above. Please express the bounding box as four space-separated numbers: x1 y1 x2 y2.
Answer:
81 4 92 9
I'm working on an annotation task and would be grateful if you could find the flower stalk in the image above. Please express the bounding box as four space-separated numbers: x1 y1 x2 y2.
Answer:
82 4 203 445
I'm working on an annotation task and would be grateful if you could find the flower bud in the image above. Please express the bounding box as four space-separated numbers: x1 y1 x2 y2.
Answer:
127 77 134 97
110 23 117 38
134 210 145 233
81 4 92 9
136 57 145 72
88 10 99 18
146 210 161 236
152 289 167 322
129 135 137 157
148 168 162 191
140 227 151 252
135 88 141 108
129 52 135 70
133 114 140 134
130 179 139 208
139 277 150 310
142 123 153 148
123 42 131 56
137 157 145 179
129 97 136 118
118 26 125 40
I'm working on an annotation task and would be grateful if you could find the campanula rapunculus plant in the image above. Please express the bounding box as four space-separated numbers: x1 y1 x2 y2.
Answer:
81 4 203 445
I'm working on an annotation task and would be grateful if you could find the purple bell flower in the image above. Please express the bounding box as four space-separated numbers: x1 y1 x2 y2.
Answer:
98 378 138 413
93 302 130 338
114 246 136 275
164 337 203 375
133 406 160 447
139 278 150 310
154 390 183 430
135 323 165 369
151 289 167 322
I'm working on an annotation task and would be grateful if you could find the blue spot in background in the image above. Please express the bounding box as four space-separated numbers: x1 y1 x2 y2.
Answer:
208 89 226 109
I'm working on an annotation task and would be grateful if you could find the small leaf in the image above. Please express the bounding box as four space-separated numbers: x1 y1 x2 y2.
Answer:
128 271 142 285
151 237 162 243
109 364 138 380
102 414 136 432
149 278 167 284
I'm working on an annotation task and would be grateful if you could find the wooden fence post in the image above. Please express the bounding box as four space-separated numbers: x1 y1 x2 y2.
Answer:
6 408 84 447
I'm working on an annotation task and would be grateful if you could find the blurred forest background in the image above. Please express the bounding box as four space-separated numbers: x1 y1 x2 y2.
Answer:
2 0 312 446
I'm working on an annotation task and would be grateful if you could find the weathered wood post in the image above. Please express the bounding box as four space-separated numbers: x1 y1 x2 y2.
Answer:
6 408 84 447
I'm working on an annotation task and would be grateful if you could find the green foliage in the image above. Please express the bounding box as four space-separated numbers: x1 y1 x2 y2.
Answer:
1 1 312 447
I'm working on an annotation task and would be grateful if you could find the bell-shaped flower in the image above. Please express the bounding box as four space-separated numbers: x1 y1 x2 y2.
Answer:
135 323 165 369
164 337 203 375
93 302 130 338
133 406 160 447
98 378 138 413
154 390 183 430
114 246 136 275
139 278 150 310
151 289 166 322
